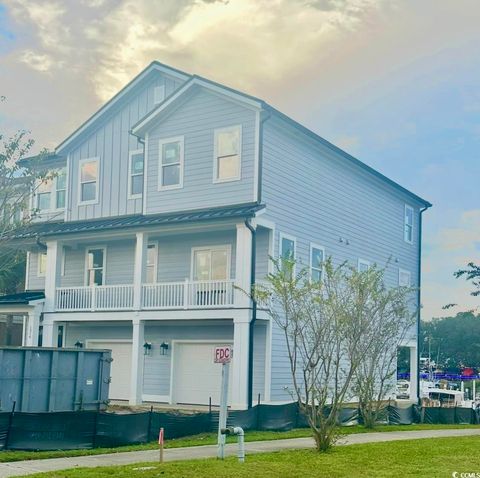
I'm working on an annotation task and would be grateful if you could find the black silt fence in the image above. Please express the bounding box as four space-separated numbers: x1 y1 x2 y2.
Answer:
0 404 479 451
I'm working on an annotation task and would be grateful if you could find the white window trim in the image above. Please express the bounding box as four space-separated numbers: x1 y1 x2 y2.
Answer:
84 246 107 286
404 204 414 244
61 247 66 276
213 125 242 184
78 157 100 206
309 243 325 282
279 232 297 274
128 148 144 200
398 268 411 287
358 258 370 272
158 136 184 191
153 85 166 105
146 242 158 284
190 244 232 281
35 167 67 213
37 252 47 277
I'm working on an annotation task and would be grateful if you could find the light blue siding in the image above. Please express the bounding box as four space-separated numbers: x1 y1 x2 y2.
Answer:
261 116 423 401
255 227 270 281
66 72 185 222
26 252 45 290
145 88 257 214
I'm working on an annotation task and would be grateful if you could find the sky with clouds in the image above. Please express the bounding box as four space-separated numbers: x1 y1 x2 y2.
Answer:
0 0 478 319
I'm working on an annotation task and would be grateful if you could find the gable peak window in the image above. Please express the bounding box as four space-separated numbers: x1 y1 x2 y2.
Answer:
404 205 414 244
214 125 241 182
159 137 183 190
129 149 144 198
79 159 99 204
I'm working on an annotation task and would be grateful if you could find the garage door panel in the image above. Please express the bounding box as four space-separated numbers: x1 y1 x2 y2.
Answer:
88 341 132 401
174 343 232 406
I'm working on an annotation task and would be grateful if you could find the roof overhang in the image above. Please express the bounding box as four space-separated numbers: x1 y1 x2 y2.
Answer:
0 291 45 309
10 203 265 241
131 75 264 138
55 61 191 155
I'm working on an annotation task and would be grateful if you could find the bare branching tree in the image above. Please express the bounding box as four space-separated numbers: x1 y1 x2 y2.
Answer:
255 257 415 450
350 265 417 428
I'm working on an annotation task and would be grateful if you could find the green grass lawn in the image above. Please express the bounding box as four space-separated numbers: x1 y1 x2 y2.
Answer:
25 436 480 478
0 423 479 463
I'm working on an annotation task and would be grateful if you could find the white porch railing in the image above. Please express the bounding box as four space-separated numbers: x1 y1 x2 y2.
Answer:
142 279 236 309
55 285 134 311
55 280 236 311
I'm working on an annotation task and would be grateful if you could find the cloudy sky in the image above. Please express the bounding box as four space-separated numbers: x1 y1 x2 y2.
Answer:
0 0 479 319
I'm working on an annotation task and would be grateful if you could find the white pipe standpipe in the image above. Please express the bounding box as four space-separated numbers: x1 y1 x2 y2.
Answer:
221 426 245 463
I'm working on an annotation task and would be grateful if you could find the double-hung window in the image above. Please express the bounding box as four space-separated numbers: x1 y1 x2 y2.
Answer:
192 246 230 281
310 244 325 282
86 248 105 286
159 137 183 189
404 205 414 244
358 259 370 272
399 269 411 287
279 233 296 277
36 167 67 212
129 150 144 198
146 243 158 283
79 159 99 204
38 253 47 277
214 125 241 182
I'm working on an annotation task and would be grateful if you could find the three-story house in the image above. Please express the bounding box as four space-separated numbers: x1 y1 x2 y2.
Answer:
0 61 431 409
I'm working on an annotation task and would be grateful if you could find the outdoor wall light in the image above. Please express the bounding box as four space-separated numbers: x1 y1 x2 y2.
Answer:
160 342 169 356
143 342 152 356
74 341 84 348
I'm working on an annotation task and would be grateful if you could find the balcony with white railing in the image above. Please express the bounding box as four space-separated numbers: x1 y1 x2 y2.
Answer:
54 279 236 311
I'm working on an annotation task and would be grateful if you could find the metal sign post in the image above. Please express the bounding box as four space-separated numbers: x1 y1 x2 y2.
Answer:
215 345 232 460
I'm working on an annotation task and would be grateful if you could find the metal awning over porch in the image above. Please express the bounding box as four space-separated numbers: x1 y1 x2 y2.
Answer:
0 291 45 305
10 203 265 241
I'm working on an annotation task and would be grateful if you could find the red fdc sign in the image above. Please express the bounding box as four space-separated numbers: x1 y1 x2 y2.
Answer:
214 345 232 364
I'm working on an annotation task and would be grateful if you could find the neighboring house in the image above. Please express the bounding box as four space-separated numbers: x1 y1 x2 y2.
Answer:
0 61 431 409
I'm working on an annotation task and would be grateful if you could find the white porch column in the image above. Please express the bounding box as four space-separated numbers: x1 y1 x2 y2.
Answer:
130 319 145 405
44 241 63 312
231 314 250 409
235 223 253 307
25 306 42 346
409 344 418 402
42 320 56 347
133 232 148 310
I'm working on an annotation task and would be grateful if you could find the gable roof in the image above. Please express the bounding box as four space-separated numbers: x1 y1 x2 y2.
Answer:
131 73 431 207
55 61 191 155
131 75 263 137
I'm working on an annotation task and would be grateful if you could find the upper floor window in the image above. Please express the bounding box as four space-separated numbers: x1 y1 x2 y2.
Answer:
310 244 325 282
146 243 158 283
128 149 144 198
159 137 183 190
154 85 166 105
85 247 105 286
214 125 241 183
36 167 67 212
399 268 411 287
38 253 47 277
404 205 414 244
358 259 370 272
79 159 99 204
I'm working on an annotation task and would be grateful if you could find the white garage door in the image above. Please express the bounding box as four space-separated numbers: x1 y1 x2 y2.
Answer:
174 342 232 406
88 341 132 401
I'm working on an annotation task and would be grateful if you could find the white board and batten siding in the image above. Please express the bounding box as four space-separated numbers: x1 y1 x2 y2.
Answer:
261 116 425 401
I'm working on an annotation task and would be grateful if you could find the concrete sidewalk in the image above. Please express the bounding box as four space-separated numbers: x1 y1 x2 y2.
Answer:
1 428 480 477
